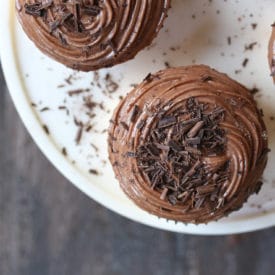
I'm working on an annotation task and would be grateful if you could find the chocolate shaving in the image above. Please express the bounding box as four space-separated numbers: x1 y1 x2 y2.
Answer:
105 73 119 93
50 12 72 33
58 32 67 45
25 0 102 34
245 42 257 51
144 73 152 82
146 144 161 156
40 107 50 112
227 36 231 45
75 125 83 144
250 87 260 95
73 2 81 32
137 119 146 130
168 140 183 152
130 105 140 122
68 88 89 96
24 0 53 17
158 116 177 128
242 58 249 67
187 121 204 138
82 5 101 16
135 97 229 210
120 122 129 131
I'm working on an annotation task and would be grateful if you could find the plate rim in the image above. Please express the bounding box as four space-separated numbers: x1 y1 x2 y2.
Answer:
1 0 275 235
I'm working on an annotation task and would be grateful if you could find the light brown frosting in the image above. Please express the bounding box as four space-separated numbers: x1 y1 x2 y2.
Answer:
108 65 269 224
269 24 275 82
16 0 171 71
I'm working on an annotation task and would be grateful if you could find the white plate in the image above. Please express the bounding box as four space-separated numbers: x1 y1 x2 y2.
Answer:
1 0 275 235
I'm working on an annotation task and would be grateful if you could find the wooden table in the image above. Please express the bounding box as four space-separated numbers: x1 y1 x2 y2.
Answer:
0 64 274 275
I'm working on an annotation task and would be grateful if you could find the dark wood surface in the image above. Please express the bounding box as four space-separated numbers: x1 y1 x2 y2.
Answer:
0 64 275 275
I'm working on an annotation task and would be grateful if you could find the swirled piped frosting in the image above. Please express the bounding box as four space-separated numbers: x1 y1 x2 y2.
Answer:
269 23 275 82
16 0 170 71
108 65 269 224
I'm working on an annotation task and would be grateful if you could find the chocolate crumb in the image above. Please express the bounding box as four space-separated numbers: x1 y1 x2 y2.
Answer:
158 116 177 128
40 107 50 112
250 87 260 95
227 36 231 45
91 143 99 152
42 125 50 135
242 58 249 67
105 73 119 93
120 121 129 131
160 188 169 200
68 88 89 96
245 42 257 51
62 147 67 156
89 169 99 175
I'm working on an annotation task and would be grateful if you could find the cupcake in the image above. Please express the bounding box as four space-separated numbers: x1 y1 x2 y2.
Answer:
108 65 269 224
16 0 171 71
269 23 275 82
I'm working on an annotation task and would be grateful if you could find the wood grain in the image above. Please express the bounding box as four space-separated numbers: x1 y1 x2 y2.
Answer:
0 64 275 275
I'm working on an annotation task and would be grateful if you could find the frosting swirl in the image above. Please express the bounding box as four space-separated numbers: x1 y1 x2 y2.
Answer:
108 65 268 224
16 0 170 71
269 23 275 82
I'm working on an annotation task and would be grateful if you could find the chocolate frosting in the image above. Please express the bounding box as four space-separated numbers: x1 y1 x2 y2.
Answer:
108 65 268 224
269 23 275 82
16 0 170 71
